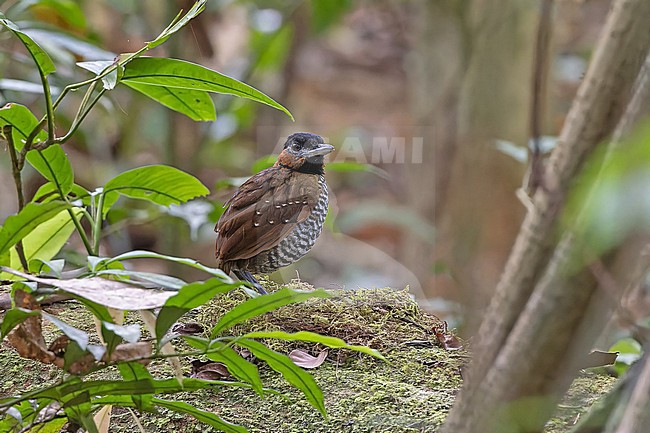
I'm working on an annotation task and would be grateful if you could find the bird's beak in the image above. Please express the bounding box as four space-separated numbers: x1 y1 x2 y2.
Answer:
303 144 335 158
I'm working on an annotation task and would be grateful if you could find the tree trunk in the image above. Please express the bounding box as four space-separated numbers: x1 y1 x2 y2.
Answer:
441 0 650 431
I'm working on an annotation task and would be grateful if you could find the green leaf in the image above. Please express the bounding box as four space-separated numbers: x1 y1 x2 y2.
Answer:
147 0 207 49
16 208 82 264
0 16 56 76
101 165 210 217
311 0 352 33
211 288 331 337
101 250 230 279
609 337 642 376
124 81 215 121
0 308 39 339
152 398 247 433
204 341 264 397
0 103 47 148
103 322 141 343
236 338 327 419
26 145 75 195
241 330 384 360
95 268 187 290
122 57 293 120
327 161 389 179
41 311 89 350
0 201 71 258
31 0 87 29
118 362 154 411
156 279 238 341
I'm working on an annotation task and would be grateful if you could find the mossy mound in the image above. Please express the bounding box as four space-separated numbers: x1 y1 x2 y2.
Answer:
0 283 616 432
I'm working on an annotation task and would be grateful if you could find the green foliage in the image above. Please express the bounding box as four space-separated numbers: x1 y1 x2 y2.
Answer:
0 2 379 432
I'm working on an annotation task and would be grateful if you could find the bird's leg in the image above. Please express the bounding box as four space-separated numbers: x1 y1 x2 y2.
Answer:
233 269 267 294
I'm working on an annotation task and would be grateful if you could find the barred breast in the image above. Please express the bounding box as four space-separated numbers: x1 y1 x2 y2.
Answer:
248 175 328 273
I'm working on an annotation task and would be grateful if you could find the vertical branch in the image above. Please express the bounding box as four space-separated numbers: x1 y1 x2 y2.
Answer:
527 0 554 193
3 125 30 270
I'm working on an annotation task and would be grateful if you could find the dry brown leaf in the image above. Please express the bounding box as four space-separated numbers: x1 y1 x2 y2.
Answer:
1 269 174 310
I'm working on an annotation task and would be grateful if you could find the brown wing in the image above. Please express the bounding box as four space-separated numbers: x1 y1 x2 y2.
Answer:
215 167 320 263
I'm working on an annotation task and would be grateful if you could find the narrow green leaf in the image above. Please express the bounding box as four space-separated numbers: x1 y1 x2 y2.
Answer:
103 322 141 343
101 165 210 217
95 268 187 290
152 398 247 433
156 279 238 341
122 57 293 120
0 16 56 76
236 339 327 419
0 201 71 257
118 362 154 411
0 308 39 339
241 330 385 360
41 311 89 350
205 341 264 396
102 250 230 280
0 103 47 148
124 81 215 121
147 0 207 49
211 288 331 337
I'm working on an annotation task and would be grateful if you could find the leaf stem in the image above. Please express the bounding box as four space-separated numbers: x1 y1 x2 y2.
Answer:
93 193 106 255
3 125 29 270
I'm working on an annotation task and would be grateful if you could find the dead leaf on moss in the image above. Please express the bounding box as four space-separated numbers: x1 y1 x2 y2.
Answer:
434 321 462 351
289 349 328 368
191 360 230 380
171 322 204 335
7 290 58 365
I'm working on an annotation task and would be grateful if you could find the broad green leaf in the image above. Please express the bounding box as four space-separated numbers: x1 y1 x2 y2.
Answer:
101 165 210 217
124 81 215 121
0 16 56 76
16 208 82 265
152 398 247 433
311 0 353 33
0 201 71 258
236 338 327 419
122 57 293 120
0 308 39 339
156 279 238 341
31 0 87 28
205 341 264 396
0 105 73 193
211 288 331 337
26 145 75 195
0 103 47 148
147 0 207 49
102 250 230 279
241 330 384 360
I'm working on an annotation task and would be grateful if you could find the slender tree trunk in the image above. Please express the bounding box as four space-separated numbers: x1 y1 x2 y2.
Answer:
441 0 650 431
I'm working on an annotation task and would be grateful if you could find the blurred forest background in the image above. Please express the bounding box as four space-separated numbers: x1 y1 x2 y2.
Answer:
0 0 612 332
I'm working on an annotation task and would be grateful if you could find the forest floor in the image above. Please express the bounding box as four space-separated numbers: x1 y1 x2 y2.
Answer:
0 283 616 432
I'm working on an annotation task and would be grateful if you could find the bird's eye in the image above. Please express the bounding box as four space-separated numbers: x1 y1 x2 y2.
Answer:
292 143 302 151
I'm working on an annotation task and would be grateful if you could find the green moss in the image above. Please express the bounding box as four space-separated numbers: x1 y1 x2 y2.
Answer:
0 283 616 432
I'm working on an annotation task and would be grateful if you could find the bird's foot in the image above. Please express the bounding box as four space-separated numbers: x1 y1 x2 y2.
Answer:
234 269 268 295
